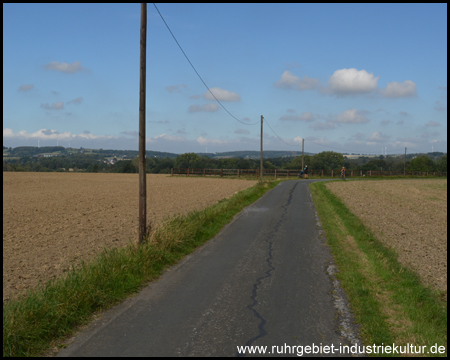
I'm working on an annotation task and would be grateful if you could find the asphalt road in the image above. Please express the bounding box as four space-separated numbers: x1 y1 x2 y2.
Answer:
58 179 361 357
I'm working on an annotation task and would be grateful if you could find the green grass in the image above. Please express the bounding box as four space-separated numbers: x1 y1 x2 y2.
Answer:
309 181 447 357
3 180 281 357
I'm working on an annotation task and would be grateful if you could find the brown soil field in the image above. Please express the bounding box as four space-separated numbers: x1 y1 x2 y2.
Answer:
325 179 447 292
3 172 257 302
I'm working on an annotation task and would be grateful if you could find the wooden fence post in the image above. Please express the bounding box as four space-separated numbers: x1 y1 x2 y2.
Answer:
221 169 223 178
332 170 333 177
275 169 277 179
288 169 290 178
238 169 240 178
171 168 173 176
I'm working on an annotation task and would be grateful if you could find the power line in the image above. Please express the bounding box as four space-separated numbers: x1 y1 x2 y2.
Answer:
154 4 400 156
264 117 302 148
153 3 259 126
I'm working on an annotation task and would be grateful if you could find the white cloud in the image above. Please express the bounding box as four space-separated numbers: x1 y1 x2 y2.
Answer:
425 121 440 127
18 84 34 92
43 61 88 74
280 112 316 122
40 101 64 110
335 109 370 124
327 68 379 95
188 103 220 112
67 97 83 105
148 133 186 142
367 132 390 143
4 128 72 140
274 70 319 91
196 136 228 146
203 87 241 101
166 84 187 93
2 128 124 143
348 132 366 141
381 80 417 98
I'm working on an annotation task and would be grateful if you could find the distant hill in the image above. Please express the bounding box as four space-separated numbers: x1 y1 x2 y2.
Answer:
204 150 311 159
3 146 445 160
2 146 180 159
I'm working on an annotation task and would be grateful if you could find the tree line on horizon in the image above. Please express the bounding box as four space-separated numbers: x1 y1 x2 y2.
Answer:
3 150 447 174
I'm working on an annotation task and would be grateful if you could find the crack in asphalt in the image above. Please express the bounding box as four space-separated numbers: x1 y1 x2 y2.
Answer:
236 182 298 356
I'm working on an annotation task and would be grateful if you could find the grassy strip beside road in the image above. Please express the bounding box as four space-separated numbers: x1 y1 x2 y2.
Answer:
309 181 447 357
3 180 281 357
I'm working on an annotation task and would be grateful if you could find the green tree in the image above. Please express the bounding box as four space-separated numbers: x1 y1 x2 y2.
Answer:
153 157 175 173
220 158 237 169
288 155 312 169
145 157 156 173
235 158 252 169
310 151 344 170
174 153 201 168
407 155 436 172
436 155 447 172
263 160 276 169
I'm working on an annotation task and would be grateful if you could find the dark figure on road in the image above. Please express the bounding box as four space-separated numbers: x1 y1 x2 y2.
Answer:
304 165 308 179
341 167 346 179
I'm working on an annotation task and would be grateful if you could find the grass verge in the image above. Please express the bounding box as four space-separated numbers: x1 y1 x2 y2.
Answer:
309 181 447 357
3 180 281 357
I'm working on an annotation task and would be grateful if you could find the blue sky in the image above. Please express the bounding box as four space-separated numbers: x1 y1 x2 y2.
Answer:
3 3 447 155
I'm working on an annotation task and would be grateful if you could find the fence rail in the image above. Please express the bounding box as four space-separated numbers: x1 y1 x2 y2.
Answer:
171 168 447 178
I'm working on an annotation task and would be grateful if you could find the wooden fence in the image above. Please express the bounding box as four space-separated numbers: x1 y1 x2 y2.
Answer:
171 168 447 178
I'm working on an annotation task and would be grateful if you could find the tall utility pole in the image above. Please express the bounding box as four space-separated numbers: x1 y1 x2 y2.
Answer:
302 138 305 170
138 3 147 244
260 115 263 182
404 147 407 176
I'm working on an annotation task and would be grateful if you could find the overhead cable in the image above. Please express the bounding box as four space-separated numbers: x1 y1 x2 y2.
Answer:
153 3 259 126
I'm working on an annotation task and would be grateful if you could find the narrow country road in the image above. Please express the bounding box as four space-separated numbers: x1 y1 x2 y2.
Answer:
58 179 361 357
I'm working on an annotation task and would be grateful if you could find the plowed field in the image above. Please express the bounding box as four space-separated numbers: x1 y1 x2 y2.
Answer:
326 179 447 292
3 172 257 302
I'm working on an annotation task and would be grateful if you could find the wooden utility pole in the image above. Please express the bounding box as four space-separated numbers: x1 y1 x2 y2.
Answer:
404 147 407 176
302 138 304 170
260 115 263 182
138 3 147 244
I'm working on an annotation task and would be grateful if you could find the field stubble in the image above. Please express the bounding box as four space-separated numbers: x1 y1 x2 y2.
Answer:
3 172 257 302
326 179 447 293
